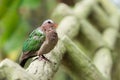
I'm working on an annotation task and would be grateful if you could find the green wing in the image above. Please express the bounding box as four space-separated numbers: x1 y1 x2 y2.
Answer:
22 29 45 52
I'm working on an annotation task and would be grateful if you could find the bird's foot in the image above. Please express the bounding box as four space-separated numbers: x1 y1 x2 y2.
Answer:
39 55 51 63
32 56 39 62
32 55 51 63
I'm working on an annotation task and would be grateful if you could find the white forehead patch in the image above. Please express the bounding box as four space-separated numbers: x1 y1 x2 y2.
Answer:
43 19 54 24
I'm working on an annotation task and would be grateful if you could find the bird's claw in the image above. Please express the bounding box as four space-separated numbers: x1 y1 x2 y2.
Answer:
32 55 51 63
32 56 39 62
39 55 51 63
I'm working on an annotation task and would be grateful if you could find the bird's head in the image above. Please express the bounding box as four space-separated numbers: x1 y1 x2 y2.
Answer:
41 19 57 32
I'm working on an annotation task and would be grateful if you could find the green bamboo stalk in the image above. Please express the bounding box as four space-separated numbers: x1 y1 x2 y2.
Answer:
102 15 120 80
89 4 113 31
62 36 108 80
112 44 120 80
97 0 119 15
57 16 80 38
51 3 73 23
52 0 96 23
73 40 90 57
111 38 120 80
78 19 106 53
73 0 96 19
102 28 118 49
93 47 112 80
53 66 71 80
109 14 120 29
93 10 120 80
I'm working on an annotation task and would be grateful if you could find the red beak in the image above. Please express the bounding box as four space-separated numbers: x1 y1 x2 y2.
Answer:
54 23 58 28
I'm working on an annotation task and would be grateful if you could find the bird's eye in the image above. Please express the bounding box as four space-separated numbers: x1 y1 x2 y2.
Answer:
43 19 54 25
47 21 51 24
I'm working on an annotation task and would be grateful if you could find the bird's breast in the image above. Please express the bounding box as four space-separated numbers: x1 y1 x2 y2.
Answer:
46 30 58 44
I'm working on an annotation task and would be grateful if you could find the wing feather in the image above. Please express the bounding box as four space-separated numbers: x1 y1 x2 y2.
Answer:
22 29 45 52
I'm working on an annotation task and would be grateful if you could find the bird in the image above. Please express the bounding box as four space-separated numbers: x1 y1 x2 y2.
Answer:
19 19 58 67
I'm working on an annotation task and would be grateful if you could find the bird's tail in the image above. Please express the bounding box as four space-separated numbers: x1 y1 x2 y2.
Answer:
19 51 36 67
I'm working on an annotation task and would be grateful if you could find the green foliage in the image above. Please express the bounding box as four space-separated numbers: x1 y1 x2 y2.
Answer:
0 19 30 60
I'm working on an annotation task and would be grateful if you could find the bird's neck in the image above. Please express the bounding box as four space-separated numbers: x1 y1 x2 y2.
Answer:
38 25 46 33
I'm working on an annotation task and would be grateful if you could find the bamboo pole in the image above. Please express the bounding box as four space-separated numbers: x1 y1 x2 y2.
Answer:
78 19 114 80
112 39 120 80
102 28 118 49
52 0 96 23
74 0 96 19
93 47 112 80
104 15 120 80
89 5 113 31
78 19 106 53
93 27 118 80
62 36 108 80
96 0 119 16
0 59 36 80
51 3 73 23
93 2 120 80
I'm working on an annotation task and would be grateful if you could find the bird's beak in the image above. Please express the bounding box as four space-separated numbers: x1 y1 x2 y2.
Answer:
54 23 58 28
